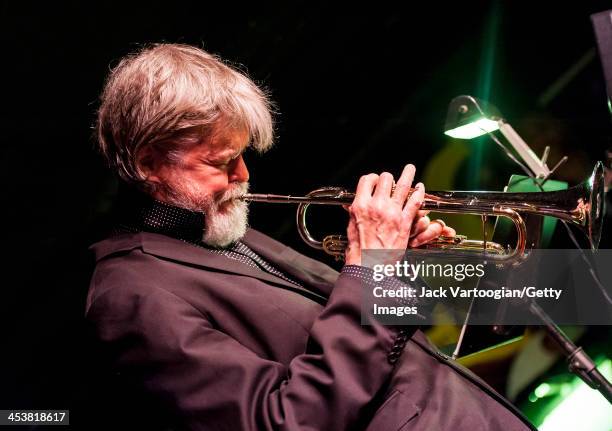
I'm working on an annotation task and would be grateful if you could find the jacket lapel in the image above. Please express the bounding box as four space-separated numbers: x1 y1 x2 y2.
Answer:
241 229 337 299
138 231 331 303
91 230 335 303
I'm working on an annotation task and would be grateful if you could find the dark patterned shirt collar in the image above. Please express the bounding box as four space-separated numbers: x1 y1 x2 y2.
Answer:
113 185 206 244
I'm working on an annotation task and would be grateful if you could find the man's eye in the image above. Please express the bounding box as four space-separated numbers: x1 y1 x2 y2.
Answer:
210 160 229 167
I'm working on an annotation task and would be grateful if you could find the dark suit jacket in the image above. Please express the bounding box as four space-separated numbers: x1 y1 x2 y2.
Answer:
85 229 536 430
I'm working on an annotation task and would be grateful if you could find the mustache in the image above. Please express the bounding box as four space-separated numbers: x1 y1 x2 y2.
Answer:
217 182 249 203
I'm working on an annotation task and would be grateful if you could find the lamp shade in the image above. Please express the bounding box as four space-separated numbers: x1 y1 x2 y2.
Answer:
444 95 502 139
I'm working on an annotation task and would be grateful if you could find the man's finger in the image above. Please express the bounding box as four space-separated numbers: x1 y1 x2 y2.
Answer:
429 219 455 238
373 172 395 199
417 209 430 218
409 221 444 248
391 164 415 205
441 226 456 237
410 215 430 238
353 173 379 206
401 182 425 233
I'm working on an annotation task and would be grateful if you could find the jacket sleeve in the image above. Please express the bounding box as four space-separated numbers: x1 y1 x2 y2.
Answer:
86 255 411 431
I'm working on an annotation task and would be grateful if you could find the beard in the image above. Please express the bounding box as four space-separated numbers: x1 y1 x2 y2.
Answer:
202 183 249 247
159 178 249 248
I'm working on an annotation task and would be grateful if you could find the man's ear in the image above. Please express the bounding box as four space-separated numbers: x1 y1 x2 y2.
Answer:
136 147 162 184
147 173 162 184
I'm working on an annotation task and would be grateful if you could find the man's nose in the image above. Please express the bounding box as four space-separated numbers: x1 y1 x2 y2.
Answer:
229 155 249 183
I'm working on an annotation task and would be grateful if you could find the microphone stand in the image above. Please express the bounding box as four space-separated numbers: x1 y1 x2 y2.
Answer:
527 300 612 404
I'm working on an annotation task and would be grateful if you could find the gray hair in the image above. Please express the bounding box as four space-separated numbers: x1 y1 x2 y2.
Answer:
96 43 274 189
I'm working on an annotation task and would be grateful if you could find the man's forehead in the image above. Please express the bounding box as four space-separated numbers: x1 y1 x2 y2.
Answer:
214 130 249 148
201 128 250 155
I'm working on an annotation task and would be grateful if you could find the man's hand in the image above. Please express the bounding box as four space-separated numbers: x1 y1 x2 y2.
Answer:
345 164 423 265
344 165 456 265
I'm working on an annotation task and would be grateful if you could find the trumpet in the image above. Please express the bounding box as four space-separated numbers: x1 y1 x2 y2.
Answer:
242 162 605 263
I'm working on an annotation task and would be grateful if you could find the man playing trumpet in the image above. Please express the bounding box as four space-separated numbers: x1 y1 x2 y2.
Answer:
86 43 535 430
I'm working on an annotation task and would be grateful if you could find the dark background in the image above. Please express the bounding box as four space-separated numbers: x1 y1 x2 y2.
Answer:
1 1 611 428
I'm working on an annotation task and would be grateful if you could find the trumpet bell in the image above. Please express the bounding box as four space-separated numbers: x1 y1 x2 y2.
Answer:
586 161 605 250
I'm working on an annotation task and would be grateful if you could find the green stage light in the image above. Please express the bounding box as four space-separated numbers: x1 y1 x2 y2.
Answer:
536 358 612 431
534 382 552 399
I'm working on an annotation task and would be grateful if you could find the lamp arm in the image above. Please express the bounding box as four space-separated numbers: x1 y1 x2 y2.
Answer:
498 122 551 178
